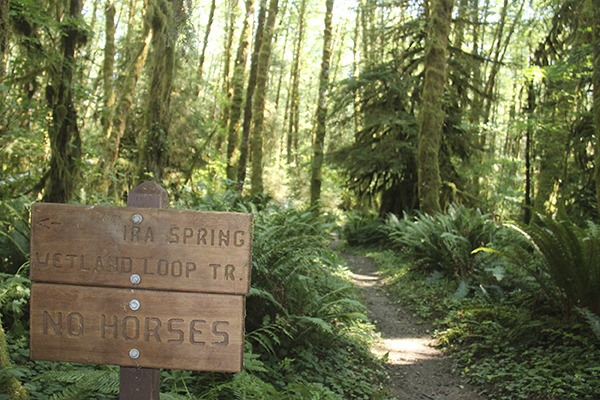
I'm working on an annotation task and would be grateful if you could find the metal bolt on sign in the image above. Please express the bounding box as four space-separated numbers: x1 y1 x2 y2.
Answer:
129 299 140 311
130 274 141 285
131 213 143 224
129 349 140 359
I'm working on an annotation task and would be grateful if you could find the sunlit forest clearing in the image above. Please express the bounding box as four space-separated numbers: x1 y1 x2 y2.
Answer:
1 0 600 399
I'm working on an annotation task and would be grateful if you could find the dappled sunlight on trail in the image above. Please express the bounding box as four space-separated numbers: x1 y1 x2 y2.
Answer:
343 252 487 400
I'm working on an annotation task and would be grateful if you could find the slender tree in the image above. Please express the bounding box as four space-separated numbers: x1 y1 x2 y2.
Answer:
237 0 267 192
43 0 88 203
310 0 334 207
197 0 216 85
286 0 307 165
103 0 151 191
226 0 254 181
250 0 279 196
101 0 116 145
0 0 8 79
416 0 454 214
592 0 600 210
138 0 185 182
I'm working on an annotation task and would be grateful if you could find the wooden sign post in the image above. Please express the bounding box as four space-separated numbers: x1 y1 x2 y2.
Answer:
29 182 252 399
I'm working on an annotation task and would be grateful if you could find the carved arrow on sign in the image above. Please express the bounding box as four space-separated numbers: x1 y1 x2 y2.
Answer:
35 217 62 230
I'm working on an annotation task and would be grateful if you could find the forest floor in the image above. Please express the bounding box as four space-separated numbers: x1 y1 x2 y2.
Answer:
342 252 487 400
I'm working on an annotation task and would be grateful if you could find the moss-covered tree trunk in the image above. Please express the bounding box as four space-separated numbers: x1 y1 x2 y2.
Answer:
138 0 184 182
43 0 87 203
249 0 279 196
226 0 254 181
309 0 334 208
0 317 27 399
104 3 150 190
237 0 267 192
0 0 9 79
416 0 454 214
101 0 116 156
592 0 600 211
197 0 216 85
286 0 307 165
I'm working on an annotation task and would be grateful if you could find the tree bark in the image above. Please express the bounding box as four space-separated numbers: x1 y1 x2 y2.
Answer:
138 0 185 182
43 0 87 203
237 0 267 192
416 0 454 214
0 0 9 79
103 0 151 190
250 0 279 197
309 0 334 208
226 0 254 181
101 0 116 146
197 0 216 85
286 0 307 165
592 0 600 212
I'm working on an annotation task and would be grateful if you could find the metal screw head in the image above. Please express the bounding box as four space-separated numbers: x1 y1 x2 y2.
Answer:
129 299 141 311
129 348 140 359
131 213 143 224
130 274 141 285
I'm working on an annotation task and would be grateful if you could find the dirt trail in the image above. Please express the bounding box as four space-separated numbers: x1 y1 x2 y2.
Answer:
343 253 486 400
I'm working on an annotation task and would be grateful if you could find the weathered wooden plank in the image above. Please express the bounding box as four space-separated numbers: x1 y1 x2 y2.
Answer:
30 203 252 295
30 283 245 372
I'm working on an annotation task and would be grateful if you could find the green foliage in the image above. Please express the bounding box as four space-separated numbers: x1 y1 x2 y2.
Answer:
438 302 600 400
367 209 600 400
506 215 600 315
0 200 31 274
331 62 419 216
385 205 502 278
245 205 386 399
342 213 388 247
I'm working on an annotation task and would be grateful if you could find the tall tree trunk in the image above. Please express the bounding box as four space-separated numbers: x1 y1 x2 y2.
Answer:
103 0 151 191
138 0 184 182
197 0 216 86
43 0 87 203
286 0 307 165
416 0 454 214
592 0 600 212
101 0 116 147
524 80 535 224
0 316 27 400
220 0 239 149
226 0 254 181
309 0 334 207
250 0 279 196
237 0 267 192
0 0 9 79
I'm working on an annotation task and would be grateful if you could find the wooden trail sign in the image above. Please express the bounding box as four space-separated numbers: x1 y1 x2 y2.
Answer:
30 203 252 295
29 182 252 378
30 283 244 372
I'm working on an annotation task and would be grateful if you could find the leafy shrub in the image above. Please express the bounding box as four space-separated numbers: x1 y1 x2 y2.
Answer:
385 205 502 278
507 215 600 315
342 213 388 247
246 205 386 399
438 300 600 400
0 199 30 274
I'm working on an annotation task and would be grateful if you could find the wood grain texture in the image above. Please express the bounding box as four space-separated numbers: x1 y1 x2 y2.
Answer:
30 283 245 372
30 203 252 295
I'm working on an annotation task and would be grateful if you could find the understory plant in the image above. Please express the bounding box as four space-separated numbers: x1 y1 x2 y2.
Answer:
363 208 600 400
385 204 502 278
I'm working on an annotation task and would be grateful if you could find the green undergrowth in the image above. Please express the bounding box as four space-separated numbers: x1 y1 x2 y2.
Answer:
363 247 600 400
1 195 389 399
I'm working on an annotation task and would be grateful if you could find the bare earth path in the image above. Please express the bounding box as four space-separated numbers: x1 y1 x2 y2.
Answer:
343 252 487 400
